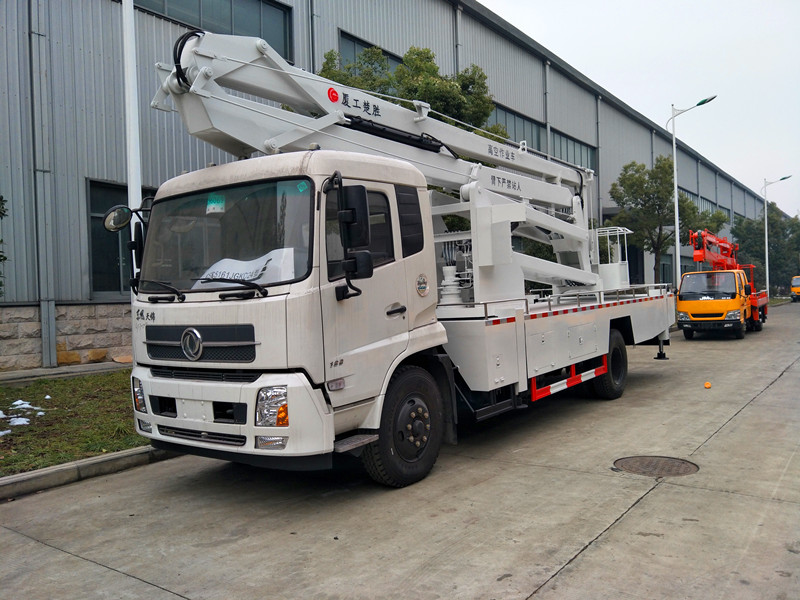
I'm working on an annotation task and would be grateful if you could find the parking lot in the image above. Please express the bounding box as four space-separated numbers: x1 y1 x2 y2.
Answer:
1 304 799 599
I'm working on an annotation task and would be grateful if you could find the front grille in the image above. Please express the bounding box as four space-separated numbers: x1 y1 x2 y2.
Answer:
145 324 257 363
149 366 262 383
158 425 246 447
691 313 724 319
147 345 255 362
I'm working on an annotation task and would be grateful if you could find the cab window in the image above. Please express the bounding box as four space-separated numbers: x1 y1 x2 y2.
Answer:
325 190 394 280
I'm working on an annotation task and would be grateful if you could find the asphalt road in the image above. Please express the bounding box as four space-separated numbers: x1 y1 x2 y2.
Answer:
2 305 799 599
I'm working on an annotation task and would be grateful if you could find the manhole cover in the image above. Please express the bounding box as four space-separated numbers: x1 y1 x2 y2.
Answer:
613 456 699 478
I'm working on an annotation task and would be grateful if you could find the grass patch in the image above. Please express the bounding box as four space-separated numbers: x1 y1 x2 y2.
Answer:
0 369 147 477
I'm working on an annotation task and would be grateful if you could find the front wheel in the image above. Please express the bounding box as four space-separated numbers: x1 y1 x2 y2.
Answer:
362 366 443 487
593 329 628 400
683 329 695 340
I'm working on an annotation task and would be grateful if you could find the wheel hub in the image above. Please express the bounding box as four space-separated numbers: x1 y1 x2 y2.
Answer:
395 397 431 461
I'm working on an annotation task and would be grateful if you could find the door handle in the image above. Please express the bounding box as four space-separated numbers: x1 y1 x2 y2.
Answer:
386 305 407 316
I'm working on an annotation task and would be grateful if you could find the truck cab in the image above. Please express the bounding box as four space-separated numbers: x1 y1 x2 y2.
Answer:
115 151 447 484
677 269 753 339
791 276 800 302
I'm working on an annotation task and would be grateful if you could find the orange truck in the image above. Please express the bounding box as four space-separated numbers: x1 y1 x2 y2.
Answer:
676 230 768 340
791 276 800 302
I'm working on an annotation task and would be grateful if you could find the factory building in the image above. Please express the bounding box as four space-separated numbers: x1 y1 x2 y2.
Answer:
0 0 766 369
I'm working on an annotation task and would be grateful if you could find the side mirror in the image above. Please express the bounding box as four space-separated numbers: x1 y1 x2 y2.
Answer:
129 221 145 268
343 250 373 280
103 205 133 232
744 284 752 296
338 185 370 249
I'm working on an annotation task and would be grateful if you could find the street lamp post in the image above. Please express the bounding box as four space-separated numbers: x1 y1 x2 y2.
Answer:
666 95 716 290
761 175 792 295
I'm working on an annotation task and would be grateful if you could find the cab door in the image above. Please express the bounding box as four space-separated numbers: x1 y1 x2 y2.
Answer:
320 182 409 408
737 272 750 319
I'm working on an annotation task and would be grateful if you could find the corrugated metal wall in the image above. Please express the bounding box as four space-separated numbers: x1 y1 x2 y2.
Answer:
652 136 672 163
548 70 597 144
2 0 236 303
459 11 545 121
676 152 698 194
744 193 760 219
717 177 733 212
312 0 455 75
597 102 652 200
699 163 716 200
732 185 746 217
1 1 37 302
1 0 770 308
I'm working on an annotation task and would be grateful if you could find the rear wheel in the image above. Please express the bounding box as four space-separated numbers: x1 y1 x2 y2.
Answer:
362 366 443 487
593 329 627 400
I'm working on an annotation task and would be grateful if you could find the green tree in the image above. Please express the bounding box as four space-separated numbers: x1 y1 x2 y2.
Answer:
319 45 499 130
0 194 6 297
731 203 800 294
608 155 727 283
318 47 394 96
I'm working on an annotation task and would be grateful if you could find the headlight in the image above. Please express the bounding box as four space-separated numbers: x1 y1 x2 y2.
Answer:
132 377 147 413
725 310 741 320
677 311 690 321
255 386 288 427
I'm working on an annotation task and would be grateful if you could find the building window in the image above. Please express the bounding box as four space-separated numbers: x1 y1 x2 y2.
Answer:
135 0 293 60
679 188 697 204
550 130 596 170
339 32 403 73
659 254 674 285
698 196 716 214
487 105 543 152
89 181 156 297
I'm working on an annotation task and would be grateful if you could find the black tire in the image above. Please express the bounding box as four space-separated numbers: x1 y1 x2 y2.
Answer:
683 329 694 340
734 323 745 339
752 315 763 331
593 329 627 400
362 366 443 487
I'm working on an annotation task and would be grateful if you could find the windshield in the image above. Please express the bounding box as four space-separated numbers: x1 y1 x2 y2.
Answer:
139 178 313 293
680 272 736 298
792 277 800 287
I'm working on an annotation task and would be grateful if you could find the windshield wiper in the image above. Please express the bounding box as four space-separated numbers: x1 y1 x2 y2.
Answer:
193 277 268 297
138 279 186 302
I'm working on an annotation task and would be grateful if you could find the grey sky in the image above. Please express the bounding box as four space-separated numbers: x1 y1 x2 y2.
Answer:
478 0 800 217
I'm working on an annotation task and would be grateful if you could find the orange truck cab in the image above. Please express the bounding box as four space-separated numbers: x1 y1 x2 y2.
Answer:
791 276 800 302
676 269 766 340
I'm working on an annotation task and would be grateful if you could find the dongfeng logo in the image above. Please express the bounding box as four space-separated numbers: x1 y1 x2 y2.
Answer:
180 327 203 361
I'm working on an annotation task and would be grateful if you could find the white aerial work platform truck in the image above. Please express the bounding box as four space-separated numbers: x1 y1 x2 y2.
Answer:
105 32 675 487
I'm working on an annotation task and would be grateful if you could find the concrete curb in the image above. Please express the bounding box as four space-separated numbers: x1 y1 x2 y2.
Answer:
0 362 131 386
0 446 178 501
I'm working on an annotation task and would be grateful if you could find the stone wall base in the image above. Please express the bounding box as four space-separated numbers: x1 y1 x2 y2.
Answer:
0 304 132 371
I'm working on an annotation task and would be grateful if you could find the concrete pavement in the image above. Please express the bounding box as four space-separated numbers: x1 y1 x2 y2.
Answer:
1 304 799 599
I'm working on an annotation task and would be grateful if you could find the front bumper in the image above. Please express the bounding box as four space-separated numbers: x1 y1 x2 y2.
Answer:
132 367 335 466
677 320 742 332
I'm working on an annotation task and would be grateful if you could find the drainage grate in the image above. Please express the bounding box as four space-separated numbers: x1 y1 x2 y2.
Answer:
613 456 699 478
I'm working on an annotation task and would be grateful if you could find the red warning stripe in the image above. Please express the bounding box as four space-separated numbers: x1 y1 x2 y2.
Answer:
530 354 608 402
485 295 668 326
